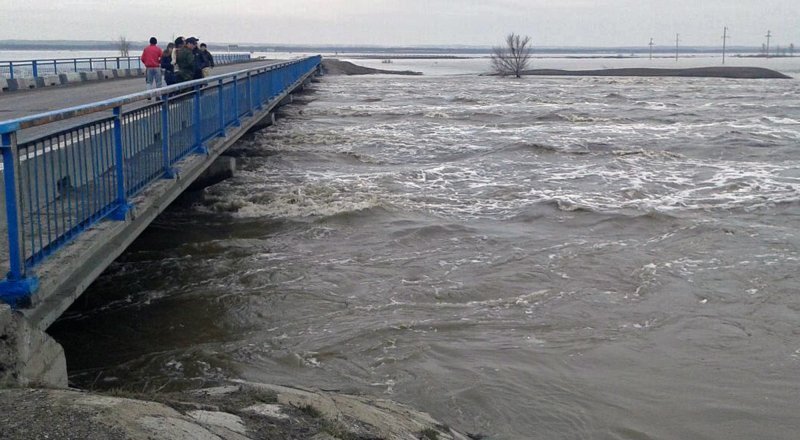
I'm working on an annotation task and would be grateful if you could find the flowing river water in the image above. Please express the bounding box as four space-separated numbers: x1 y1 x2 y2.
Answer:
50 57 800 439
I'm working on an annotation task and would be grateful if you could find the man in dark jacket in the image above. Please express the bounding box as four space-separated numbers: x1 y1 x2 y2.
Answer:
199 43 215 77
175 37 197 83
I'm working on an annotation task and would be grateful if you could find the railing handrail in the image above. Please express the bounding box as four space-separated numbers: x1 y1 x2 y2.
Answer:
0 53 252 64
0 56 141 64
0 56 320 134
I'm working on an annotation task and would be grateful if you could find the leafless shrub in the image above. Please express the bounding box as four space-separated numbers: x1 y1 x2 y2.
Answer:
491 33 532 78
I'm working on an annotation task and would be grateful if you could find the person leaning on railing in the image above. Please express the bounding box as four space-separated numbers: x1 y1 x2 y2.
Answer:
141 37 163 90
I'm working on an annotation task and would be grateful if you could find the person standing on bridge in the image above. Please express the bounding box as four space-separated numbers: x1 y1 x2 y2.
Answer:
199 43 215 77
161 42 176 85
140 37 163 91
175 37 198 83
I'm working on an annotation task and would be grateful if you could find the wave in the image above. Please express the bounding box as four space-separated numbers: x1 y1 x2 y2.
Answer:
502 141 587 155
508 199 680 222
200 181 392 220
535 111 605 123
612 149 685 159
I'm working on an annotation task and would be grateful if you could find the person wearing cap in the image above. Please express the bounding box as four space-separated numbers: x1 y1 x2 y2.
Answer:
175 37 197 83
187 37 208 80
140 37 162 90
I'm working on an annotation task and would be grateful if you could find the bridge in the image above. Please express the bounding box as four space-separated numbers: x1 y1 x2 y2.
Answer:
0 55 323 387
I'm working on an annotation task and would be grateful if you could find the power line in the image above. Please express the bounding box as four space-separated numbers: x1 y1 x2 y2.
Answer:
765 30 772 58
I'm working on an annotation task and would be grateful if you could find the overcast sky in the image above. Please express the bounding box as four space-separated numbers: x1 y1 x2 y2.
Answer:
1 0 798 47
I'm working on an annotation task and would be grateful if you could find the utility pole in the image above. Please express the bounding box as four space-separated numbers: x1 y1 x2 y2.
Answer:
765 30 772 58
722 26 730 64
675 33 680 62
649 38 654 60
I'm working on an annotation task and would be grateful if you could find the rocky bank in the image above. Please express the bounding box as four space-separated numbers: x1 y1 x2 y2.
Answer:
0 381 473 440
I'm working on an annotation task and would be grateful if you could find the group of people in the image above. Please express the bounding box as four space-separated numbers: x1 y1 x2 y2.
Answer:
140 36 216 91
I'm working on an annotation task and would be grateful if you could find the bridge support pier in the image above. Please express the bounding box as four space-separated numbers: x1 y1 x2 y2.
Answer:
0 305 67 388
279 94 293 106
188 156 237 191
247 111 276 134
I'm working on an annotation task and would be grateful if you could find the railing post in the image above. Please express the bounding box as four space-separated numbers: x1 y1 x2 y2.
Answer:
217 79 225 137
32 60 38 78
0 132 39 305
8 62 13 80
53 59 58 75
247 72 254 115
255 70 264 110
111 106 131 220
89 58 93 71
73 59 78 73
161 96 175 178
104 58 108 70
116 57 121 69
193 85 207 154
232 75 240 126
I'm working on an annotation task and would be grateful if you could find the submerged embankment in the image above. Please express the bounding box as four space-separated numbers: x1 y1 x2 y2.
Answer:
519 66 792 79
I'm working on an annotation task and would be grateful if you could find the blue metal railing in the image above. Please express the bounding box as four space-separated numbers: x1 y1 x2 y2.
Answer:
0 53 252 79
0 55 322 303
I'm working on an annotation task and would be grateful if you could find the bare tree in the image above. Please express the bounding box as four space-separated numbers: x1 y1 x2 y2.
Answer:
115 36 131 57
491 33 532 78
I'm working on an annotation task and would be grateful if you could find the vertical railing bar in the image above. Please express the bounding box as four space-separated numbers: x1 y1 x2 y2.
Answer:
27 143 44 262
56 134 68 240
125 112 133 193
17 144 29 265
89 124 102 214
112 106 129 220
76 127 88 225
232 76 240 126
193 86 204 153
217 79 225 136
87 125 99 218
22 146 36 260
247 72 253 115
46 137 60 241
161 96 173 178
100 123 111 210
41 139 52 246
68 130 79 233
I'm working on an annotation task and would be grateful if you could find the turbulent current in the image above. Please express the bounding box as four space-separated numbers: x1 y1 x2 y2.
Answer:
51 65 800 439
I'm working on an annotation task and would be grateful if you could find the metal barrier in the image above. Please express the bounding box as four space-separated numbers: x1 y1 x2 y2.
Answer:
0 53 252 79
0 55 322 302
